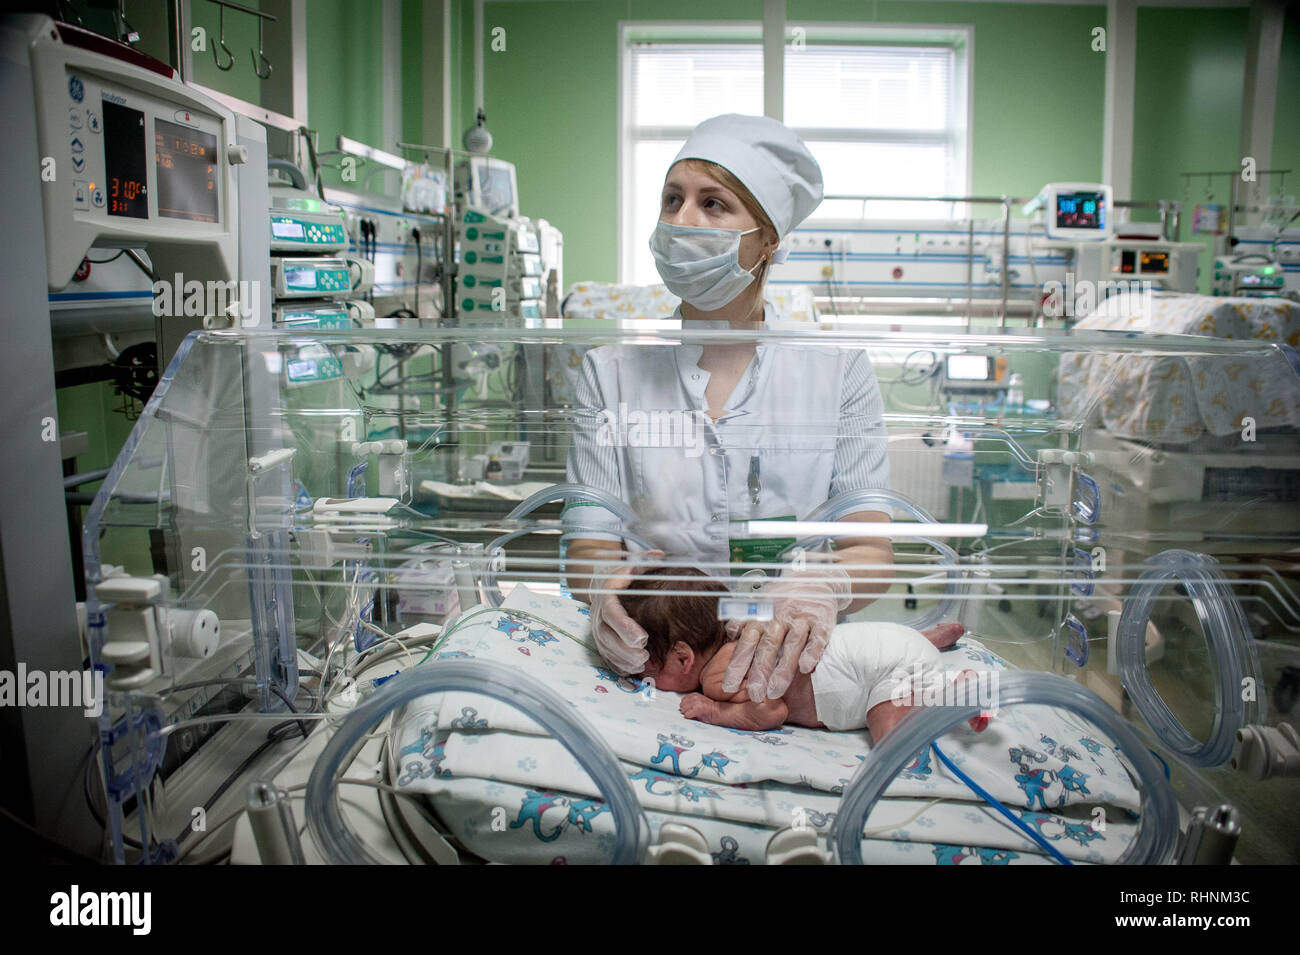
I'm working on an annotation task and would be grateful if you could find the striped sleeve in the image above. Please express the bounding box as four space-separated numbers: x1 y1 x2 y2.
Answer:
830 349 890 495
562 348 628 542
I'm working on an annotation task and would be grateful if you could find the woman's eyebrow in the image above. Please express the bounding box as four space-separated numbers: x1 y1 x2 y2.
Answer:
662 179 733 200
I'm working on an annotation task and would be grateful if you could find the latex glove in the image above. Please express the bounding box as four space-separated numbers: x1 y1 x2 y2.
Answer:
588 552 662 676
722 565 852 703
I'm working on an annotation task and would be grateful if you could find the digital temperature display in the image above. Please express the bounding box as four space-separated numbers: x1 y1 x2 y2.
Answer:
102 100 148 219
155 118 219 223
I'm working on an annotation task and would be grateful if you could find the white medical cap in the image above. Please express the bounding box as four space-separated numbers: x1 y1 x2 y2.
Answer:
670 114 824 239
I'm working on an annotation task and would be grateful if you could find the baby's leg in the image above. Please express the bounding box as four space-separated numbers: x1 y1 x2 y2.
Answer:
865 671 991 741
919 621 965 649
866 698 915 741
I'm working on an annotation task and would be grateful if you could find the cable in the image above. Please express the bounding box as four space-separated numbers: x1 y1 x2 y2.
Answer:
412 227 423 317
298 126 327 201
124 248 158 284
930 742 1072 865
171 705 312 849
1148 748 1171 781
824 240 840 316
876 350 940 387
861 796 950 836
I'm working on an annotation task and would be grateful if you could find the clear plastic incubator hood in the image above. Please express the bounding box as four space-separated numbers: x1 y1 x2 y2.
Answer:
83 319 1300 865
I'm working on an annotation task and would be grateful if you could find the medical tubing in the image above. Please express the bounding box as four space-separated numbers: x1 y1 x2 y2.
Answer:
305 660 650 864
929 743 1071 864
503 482 637 523
482 526 657 607
830 672 1179 865
1116 550 1262 768
484 484 647 606
795 488 960 630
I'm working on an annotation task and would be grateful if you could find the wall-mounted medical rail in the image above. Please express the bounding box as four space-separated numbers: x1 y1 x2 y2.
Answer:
822 194 1186 328
823 194 1017 326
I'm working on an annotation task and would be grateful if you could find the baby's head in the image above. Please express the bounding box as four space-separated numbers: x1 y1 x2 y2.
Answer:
623 567 727 693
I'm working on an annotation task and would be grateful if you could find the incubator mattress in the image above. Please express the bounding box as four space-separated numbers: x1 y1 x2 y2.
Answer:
390 588 1144 864
1058 294 1300 444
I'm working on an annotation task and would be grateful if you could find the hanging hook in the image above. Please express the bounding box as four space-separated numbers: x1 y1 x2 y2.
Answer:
115 1 140 43
214 4 235 71
251 15 272 80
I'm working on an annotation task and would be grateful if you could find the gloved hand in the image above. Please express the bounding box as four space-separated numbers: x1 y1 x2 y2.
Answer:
722 565 852 702
588 552 663 676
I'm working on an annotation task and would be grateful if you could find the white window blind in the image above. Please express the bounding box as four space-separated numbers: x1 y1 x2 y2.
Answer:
625 43 763 285
621 36 967 283
786 45 962 219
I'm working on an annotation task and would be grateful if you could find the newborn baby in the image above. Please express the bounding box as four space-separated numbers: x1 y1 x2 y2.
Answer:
623 567 987 740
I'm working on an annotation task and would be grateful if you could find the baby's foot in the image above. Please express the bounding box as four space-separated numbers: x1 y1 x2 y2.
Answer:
680 693 718 723
953 669 993 732
922 621 966 649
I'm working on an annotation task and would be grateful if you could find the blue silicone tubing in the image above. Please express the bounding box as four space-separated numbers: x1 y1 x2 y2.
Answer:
830 671 1179 865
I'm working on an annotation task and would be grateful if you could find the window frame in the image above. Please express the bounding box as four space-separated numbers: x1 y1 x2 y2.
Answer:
618 20 973 283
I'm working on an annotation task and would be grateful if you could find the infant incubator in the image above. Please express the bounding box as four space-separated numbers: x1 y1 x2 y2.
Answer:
83 319 1300 864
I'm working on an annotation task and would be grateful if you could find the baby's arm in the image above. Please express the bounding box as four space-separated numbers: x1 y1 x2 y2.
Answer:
679 642 789 731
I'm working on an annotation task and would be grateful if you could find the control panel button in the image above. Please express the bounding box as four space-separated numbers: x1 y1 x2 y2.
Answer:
73 180 88 210
71 154 86 174
87 111 101 134
70 135 84 154
91 188 104 209
68 108 82 129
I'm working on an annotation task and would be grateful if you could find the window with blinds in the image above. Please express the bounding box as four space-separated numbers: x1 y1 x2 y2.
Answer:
621 34 968 284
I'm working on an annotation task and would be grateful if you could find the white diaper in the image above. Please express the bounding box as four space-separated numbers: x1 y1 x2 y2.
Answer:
809 622 945 731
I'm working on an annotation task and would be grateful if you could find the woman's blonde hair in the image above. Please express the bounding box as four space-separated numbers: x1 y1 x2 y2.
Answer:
677 158 778 295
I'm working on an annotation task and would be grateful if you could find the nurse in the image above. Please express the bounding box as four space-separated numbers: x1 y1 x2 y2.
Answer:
566 114 895 703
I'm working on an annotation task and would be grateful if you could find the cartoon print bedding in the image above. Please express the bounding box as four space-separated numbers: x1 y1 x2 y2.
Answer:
389 587 1145 864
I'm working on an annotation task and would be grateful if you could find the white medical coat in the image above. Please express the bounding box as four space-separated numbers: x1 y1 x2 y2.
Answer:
564 308 890 561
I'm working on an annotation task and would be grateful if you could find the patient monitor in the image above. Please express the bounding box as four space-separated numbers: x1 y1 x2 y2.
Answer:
1024 183 1114 241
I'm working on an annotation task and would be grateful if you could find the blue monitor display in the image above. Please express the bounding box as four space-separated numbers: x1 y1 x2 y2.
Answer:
1055 191 1105 231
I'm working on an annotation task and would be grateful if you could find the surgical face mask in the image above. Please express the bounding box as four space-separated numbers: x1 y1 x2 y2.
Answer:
649 222 764 311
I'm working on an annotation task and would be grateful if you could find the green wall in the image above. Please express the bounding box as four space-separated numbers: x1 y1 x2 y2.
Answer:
1132 6 1249 292
306 0 386 178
